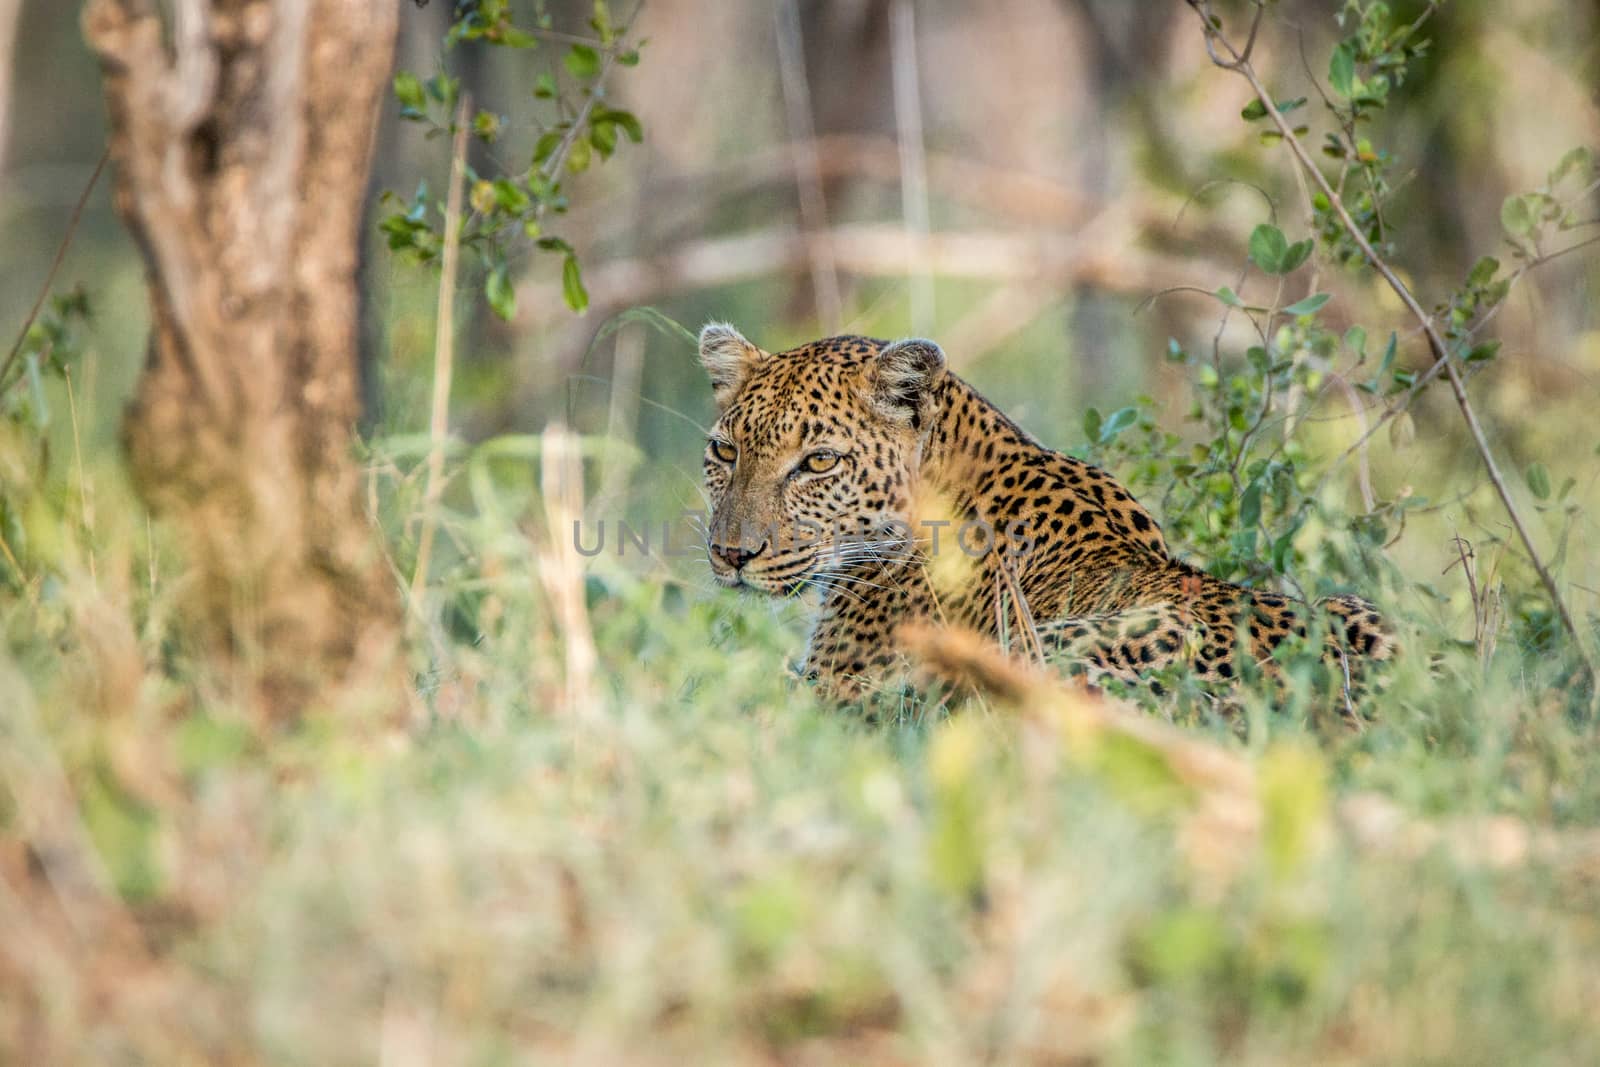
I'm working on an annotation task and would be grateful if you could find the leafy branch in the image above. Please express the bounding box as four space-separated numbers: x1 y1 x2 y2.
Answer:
382 0 646 317
0 149 106 418
1184 0 1595 678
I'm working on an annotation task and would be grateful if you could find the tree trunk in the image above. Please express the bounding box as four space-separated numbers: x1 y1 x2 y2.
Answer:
82 0 402 719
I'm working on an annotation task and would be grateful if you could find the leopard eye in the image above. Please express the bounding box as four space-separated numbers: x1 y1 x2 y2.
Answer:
709 439 738 464
802 450 841 475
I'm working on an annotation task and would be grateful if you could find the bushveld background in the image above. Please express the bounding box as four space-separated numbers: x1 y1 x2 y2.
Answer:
4 0 1600 1062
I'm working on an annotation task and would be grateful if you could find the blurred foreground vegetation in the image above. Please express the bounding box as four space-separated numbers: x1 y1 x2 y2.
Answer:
5 0 1600 1062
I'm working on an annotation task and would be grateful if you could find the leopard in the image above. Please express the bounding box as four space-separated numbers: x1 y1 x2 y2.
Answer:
697 324 1394 703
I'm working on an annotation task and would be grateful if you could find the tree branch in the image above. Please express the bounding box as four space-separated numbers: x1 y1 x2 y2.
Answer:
513 220 1236 326
0 148 108 396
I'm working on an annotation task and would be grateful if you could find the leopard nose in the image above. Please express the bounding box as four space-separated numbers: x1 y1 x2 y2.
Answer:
712 541 767 570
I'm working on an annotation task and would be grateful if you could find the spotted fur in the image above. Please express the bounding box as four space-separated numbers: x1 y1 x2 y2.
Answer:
699 326 1394 701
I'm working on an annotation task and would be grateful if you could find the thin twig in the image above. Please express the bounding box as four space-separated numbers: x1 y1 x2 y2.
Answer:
525 2 643 227
524 27 608 48
411 95 472 601
0 147 108 395
538 35 622 183
1185 0 1594 677
63 367 96 589
516 222 1236 323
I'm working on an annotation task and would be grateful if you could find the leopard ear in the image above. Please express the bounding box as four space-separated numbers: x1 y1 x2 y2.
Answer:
698 322 764 406
869 338 946 426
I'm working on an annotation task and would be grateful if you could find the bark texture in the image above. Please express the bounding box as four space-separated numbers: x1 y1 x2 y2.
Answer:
83 0 401 717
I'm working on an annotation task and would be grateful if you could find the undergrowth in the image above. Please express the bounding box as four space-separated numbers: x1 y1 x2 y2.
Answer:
4 2 1600 1063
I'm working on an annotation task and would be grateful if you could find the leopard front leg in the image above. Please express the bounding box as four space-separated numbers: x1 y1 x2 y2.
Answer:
802 562 931 701
802 602 905 701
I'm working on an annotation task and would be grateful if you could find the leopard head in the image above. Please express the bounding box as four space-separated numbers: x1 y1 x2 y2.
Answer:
697 324 946 593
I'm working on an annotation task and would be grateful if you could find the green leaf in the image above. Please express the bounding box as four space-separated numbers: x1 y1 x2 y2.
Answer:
1099 406 1139 444
1249 224 1289 273
1241 96 1306 122
1344 325 1367 356
426 73 460 107
486 264 517 321
378 212 426 253
533 72 558 99
1282 293 1330 316
473 110 502 143
1463 340 1500 363
1467 255 1499 288
1501 195 1535 237
1271 530 1296 573
1379 331 1397 371
565 44 601 79
566 135 592 174
469 179 496 215
1239 481 1262 527
492 178 530 214
1526 462 1551 501
561 254 589 313
533 130 564 166
394 71 426 116
1279 238 1313 274
1328 42 1356 97
599 107 644 143
591 0 616 43
1215 286 1244 308
1082 407 1103 443
1551 146 1593 185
